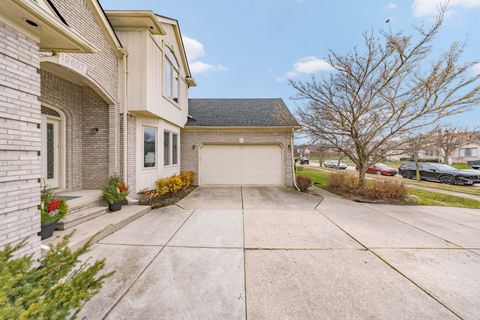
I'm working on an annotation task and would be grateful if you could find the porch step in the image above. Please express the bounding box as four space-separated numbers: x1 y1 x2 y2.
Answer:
42 205 151 254
56 206 108 230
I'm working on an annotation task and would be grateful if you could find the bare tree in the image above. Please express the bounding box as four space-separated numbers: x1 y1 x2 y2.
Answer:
291 9 480 185
401 133 437 180
434 127 477 164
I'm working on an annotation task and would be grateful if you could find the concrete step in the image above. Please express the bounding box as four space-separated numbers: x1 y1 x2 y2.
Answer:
41 205 151 254
56 190 106 215
56 206 108 230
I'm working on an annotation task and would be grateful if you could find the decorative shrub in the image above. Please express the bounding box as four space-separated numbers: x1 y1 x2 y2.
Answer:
327 172 407 201
0 234 113 319
40 184 68 225
103 175 129 204
140 172 196 206
155 175 182 194
296 176 312 192
180 171 195 188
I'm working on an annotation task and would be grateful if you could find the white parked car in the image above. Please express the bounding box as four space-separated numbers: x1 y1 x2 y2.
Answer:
323 160 348 169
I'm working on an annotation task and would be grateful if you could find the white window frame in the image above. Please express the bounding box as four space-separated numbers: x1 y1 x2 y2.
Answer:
460 147 478 157
164 48 180 103
163 131 180 166
143 126 157 169
172 133 179 165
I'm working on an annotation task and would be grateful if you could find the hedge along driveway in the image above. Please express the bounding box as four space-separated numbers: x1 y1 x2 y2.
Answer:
297 167 480 208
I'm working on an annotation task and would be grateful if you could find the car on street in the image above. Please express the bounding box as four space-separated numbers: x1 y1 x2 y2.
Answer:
365 163 398 176
467 160 480 169
323 160 348 169
398 162 480 185
295 157 310 165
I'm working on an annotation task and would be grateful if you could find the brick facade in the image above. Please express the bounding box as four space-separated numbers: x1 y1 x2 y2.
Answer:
120 114 137 193
181 129 295 186
0 22 42 259
1 0 121 258
47 0 121 179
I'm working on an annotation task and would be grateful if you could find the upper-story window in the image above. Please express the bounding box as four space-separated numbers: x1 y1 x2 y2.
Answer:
459 147 478 157
164 48 179 102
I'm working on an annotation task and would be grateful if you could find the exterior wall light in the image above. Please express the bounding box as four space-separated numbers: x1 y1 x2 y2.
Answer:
25 19 39 27
90 127 99 135
192 145 196 150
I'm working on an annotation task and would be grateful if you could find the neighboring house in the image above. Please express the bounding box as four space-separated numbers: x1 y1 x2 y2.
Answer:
0 1 299 258
388 136 480 164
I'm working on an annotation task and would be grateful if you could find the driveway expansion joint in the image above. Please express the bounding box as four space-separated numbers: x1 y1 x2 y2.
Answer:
358 202 464 248
370 249 464 319
101 209 197 320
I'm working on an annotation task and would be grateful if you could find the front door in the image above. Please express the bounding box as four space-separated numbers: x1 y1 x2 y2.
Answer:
41 115 61 188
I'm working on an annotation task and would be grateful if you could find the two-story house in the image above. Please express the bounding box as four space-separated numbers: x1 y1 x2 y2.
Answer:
0 0 299 258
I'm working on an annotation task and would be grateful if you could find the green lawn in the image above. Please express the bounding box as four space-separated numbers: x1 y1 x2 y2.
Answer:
304 163 480 197
409 188 480 209
404 178 480 197
296 167 480 209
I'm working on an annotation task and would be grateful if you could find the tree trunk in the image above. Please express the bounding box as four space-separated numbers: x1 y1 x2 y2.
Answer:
414 152 421 181
357 165 367 187
336 154 343 169
443 152 450 164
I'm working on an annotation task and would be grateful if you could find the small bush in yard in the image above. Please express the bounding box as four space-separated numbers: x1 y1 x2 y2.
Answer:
327 172 407 201
0 234 113 320
180 171 195 188
140 171 196 207
296 176 312 192
155 175 182 194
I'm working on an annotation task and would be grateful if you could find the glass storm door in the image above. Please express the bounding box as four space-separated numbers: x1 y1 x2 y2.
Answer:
41 115 60 188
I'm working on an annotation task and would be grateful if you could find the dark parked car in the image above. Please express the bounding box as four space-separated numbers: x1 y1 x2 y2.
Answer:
365 163 398 176
398 162 480 185
467 160 480 169
295 157 310 165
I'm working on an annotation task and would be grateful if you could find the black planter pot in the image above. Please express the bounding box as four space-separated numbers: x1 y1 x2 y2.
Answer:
39 221 56 240
108 201 123 212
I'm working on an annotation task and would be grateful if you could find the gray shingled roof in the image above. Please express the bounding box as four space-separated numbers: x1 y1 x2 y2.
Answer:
186 98 300 127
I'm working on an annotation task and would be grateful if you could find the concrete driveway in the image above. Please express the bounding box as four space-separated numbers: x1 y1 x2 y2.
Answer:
79 187 480 320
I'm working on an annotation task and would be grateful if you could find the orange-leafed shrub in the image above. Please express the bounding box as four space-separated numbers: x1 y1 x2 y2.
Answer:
180 171 195 188
327 172 407 201
296 176 312 192
156 175 183 194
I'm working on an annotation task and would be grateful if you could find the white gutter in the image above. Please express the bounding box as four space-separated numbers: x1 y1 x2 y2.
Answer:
121 51 128 185
291 128 300 191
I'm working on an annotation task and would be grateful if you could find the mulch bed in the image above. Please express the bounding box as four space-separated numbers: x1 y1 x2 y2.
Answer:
139 186 197 209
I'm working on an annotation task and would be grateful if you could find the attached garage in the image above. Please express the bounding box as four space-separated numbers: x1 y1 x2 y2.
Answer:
181 98 301 186
199 144 283 185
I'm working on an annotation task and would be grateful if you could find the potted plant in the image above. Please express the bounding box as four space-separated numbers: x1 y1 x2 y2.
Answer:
103 175 129 212
39 185 68 240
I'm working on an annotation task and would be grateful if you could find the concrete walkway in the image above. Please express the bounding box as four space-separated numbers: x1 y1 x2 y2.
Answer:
80 186 480 320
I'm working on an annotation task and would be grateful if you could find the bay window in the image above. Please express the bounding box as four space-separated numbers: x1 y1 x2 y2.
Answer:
172 133 178 165
164 131 170 166
143 127 156 168
164 48 180 102
163 131 179 166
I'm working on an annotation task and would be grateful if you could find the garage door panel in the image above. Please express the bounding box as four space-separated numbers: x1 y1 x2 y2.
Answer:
199 145 283 185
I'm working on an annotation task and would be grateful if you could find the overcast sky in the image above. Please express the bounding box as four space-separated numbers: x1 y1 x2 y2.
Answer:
101 0 480 128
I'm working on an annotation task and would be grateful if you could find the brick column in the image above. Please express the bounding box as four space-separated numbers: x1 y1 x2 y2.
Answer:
0 22 42 259
108 103 120 176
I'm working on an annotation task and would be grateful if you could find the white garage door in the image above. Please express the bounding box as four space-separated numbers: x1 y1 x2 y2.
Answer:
199 144 283 185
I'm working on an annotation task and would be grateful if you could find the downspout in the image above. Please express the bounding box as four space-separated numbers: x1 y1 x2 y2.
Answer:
291 128 300 191
120 49 139 204
119 49 128 185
